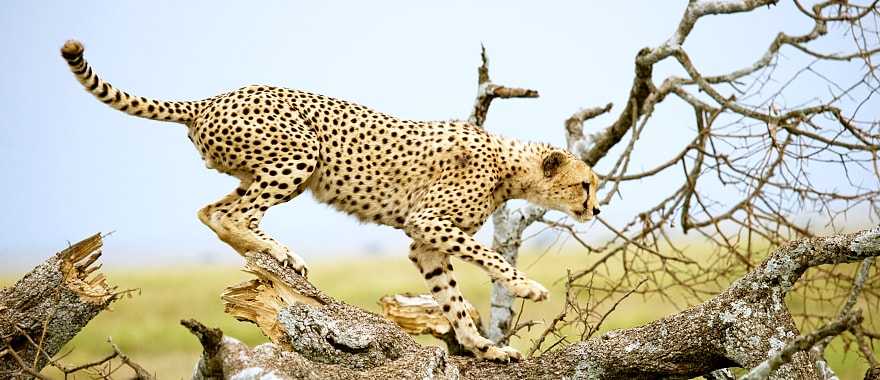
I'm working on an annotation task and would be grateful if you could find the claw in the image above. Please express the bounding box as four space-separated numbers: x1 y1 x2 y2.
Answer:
252 243 309 278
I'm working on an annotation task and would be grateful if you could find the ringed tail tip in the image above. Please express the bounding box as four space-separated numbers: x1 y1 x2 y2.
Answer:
61 40 84 61
61 39 198 124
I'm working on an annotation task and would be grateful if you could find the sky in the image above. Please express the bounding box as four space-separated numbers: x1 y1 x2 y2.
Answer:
0 1 872 271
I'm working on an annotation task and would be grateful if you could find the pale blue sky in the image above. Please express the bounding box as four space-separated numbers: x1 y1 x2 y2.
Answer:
0 1 871 270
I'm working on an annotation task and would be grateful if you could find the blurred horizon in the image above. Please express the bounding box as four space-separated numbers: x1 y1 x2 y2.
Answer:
1 1 875 272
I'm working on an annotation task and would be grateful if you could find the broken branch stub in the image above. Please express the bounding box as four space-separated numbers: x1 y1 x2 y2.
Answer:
0 233 119 374
378 293 481 356
467 45 539 128
221 254 428 369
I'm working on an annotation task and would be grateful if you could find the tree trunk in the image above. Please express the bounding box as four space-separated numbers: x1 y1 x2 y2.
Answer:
0 234 118 376
184 227 879 379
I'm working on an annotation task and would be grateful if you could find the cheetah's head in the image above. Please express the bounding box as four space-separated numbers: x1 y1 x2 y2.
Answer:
527 150 600 223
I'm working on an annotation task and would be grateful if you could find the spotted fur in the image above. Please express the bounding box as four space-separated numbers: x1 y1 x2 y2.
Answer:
61 40 601 361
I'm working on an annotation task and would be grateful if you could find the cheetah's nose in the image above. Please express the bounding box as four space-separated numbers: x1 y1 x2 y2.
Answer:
593 208 601 216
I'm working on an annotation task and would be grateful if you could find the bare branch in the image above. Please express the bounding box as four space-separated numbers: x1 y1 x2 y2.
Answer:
467 45 538 127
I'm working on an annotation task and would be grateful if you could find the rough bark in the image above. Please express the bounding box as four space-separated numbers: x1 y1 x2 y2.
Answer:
740 311 863 380
186 227 879 379
0 234 118 375
202 254 460 379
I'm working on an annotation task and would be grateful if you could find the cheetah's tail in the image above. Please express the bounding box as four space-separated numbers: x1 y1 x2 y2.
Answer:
60 40 202 124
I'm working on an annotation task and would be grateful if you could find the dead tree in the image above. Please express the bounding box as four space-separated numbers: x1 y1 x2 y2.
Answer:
191 1 880 377
466 46 545 345
186 227 878 379
464 0 880 371
0 235 157 380
0 234 118 377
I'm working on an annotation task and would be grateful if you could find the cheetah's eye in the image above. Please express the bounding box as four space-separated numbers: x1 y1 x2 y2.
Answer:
582 182 589 192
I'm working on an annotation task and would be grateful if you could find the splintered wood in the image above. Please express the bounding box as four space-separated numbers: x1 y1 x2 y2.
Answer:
378 293 480 338
222 261 324 344
0 233 119 374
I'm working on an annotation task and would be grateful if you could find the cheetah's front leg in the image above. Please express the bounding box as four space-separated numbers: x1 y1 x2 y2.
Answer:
406 209 549 302
405 210 548 361
408 243 522 362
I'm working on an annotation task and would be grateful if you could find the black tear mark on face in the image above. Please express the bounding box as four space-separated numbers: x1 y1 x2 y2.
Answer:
542 151 566 177
582 181 591 208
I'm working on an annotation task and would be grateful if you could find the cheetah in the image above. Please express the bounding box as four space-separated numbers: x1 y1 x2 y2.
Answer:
60 40 601 361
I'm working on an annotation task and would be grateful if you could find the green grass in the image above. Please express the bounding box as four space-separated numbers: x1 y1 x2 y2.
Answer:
1 252 876 379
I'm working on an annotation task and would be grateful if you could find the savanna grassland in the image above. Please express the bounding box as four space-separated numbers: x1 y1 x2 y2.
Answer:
1 251 875 379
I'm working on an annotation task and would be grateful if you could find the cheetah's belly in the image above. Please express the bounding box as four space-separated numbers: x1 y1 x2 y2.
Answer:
308 167 435 228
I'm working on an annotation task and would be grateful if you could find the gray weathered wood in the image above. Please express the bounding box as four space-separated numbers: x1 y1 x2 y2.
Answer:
187 227 879 379
0 234 118 376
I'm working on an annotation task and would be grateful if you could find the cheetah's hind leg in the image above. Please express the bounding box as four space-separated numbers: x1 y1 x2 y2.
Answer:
197 176 307 274
199 103 320 276
217 156 315 276
197 177 252 241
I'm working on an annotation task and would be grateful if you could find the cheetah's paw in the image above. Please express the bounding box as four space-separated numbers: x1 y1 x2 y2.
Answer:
477 344 523 363
507 279 549 302
461 334 522 362
257 245 309 278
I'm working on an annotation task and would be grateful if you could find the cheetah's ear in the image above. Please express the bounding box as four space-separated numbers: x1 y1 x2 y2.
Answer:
542 151 567 177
